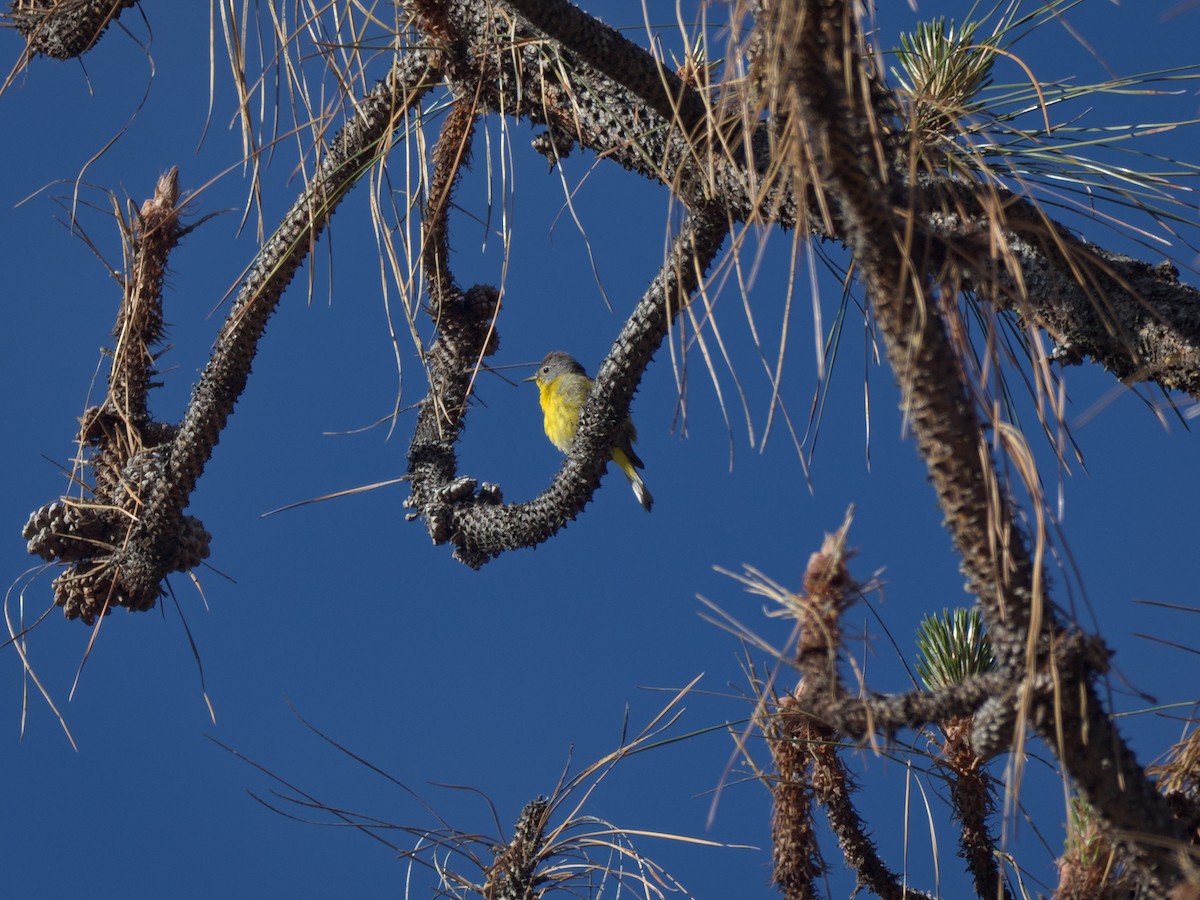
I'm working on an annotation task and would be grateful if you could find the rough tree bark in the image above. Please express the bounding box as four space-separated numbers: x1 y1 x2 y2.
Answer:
13 0 1200 895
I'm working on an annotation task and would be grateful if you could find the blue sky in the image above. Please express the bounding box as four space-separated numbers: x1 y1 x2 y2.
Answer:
3 2 1200 897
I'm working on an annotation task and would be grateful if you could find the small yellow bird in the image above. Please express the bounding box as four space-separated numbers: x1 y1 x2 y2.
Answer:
525 351 653 512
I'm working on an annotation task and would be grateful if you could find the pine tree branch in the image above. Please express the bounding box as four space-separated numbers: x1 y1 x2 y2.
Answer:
785 0 1189 890
7 0 137 60
25 51 440 619
499 0 708 133
406 206 729 566
447 0 1200 400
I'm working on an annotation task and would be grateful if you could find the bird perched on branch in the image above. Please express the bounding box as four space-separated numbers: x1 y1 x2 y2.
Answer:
525 351 653 512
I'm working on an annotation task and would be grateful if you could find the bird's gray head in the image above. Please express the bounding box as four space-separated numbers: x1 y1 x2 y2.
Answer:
527 351 587 386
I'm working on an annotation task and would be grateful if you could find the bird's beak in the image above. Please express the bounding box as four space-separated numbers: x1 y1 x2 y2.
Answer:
522 373 538 383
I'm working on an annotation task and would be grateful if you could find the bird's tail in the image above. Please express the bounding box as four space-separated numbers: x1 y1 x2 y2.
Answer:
612 448 653 512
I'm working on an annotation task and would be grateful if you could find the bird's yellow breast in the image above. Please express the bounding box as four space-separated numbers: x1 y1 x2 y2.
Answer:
538 374 590 452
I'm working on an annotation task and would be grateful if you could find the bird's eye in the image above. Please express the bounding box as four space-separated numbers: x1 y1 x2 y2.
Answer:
541 365 550 374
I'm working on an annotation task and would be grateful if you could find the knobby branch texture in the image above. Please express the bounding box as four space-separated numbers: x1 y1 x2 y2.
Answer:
768 523 1007 900
405 205 729 568
23 169 207 623
7 0 138 60
438 0 1200 399
783 0 1191 891
24 51 440 619
790 523 939 900
16 0 1200 890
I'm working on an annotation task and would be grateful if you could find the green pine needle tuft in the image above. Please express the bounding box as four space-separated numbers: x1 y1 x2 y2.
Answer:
915 607 997 691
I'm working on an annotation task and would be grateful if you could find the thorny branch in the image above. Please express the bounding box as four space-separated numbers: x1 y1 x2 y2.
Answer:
482 797 551 899
13 1 1200 398
765 519 1137 898
16 0 1200 892
765 521 937 900
6 0 138 61
24 52 440 619
405 205 729 568
442 0 1200 398
784 0 1190 891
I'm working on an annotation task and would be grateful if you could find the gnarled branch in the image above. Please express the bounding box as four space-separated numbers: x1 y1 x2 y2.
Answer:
406 206 729 567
